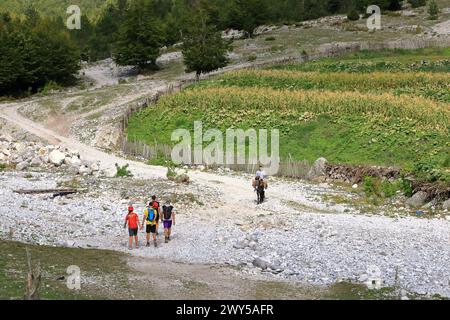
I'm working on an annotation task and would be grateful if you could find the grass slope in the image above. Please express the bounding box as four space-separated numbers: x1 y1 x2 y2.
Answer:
0 240 128 299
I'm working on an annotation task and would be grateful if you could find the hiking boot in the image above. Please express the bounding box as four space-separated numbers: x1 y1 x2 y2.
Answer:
154 241 157 248
146 242 150 247
168 236 171 241
165 237 168 243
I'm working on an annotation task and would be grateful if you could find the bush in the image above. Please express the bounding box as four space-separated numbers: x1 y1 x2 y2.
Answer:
428 0 439 20
166 161 189 184
115 163 133 178
347 10 360 21
265 36 276 41
247 54 257 62
408 0 426 8
0 163 6 171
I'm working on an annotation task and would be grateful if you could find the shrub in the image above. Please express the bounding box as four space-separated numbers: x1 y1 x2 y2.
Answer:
347 10 360 21
265 36 276 41
165 161 190 184
428 0 439 20
115 163 133 178
247 54 257 62
408 0 426 8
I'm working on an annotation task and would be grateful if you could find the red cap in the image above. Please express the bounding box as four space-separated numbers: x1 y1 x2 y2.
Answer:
128 206 134 212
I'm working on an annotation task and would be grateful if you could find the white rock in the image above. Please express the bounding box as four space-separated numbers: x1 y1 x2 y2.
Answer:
30 157 43 167
13 143 26 153
90 162 100 172
16 161 28 171
0 133 13 142
37 147 47 157
65 156 81 167
0 147 11 157
352 184 358 189
442 199 450 211
78 165 91 176
49 150 66 166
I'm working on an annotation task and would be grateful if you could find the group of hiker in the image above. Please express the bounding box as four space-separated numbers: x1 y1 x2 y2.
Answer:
124 195 175 250
124 166 267 249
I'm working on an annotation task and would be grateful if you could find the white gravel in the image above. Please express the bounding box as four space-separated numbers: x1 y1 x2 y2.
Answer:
1 170 449 298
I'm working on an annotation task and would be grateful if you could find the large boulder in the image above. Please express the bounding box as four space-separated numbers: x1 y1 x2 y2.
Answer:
30 157 43 167
65 156 81 167
443 199 450 211
49 150 66 166
252 258 270 270
93 126 122 151
16 161 28 171
406 191 428 208
78 165 92 176
308 157 328 180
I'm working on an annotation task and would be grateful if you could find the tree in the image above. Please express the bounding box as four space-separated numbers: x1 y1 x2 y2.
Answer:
225 0 270 37
408 0 426 8
347 9 360 21
388 0 402 11
182 8 230 80
428 0 439 20
114 0 165 69
0 14 79 95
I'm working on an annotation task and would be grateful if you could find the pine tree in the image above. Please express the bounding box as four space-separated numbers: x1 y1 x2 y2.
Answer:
114 0 165 69
428 0 439 20
347 9 360 21
388 0 402 11
182 7 230 80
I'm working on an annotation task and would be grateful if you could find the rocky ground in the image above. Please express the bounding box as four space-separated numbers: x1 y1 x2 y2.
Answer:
0 161 449 299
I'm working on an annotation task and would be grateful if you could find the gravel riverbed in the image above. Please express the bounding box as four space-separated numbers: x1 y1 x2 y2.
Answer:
1 171 449 298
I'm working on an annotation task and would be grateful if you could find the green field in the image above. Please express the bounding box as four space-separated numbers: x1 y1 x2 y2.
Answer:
127 48 450 182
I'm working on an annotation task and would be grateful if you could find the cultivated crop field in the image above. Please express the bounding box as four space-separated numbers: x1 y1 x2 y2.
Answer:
128 48 450 182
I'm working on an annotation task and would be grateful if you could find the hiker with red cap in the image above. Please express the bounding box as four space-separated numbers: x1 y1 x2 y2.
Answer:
124 206 141 250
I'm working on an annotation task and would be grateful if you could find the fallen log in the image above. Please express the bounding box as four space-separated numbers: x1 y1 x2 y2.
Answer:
13 189 79 197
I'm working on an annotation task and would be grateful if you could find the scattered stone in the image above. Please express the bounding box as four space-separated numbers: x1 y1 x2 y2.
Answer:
406 191 428 208
30 157 43 167
443 199 450 211
252 258 270 270
16 161 28 171
49 150 66 166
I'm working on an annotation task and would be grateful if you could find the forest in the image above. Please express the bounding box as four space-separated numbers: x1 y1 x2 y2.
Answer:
0 0 416 95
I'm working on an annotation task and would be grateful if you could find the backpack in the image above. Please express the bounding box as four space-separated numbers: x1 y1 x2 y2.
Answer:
257 179 265 190
162 205 173 220
146 208 156 223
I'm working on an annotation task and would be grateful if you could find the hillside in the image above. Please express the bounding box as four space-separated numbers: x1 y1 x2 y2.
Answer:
0 0 110 18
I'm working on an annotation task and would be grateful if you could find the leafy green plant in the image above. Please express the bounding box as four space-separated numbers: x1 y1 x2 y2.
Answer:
247 54 257 62
115 163 133 178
